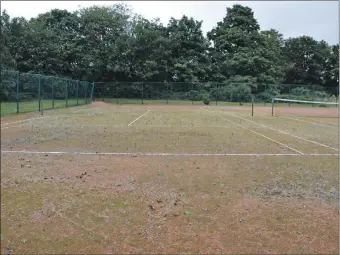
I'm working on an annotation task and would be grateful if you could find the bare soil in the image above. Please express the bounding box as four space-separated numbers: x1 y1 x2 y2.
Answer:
1 102 338 254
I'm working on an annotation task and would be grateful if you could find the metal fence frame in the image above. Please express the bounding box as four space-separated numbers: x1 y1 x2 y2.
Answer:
1 70 95 115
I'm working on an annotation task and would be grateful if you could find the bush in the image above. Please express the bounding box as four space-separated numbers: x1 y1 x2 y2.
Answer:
203 96 210 105
187 90 202 101
231 84 252 102
291 87 312 96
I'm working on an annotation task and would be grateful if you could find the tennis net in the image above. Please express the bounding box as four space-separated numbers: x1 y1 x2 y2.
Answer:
271 98 339 118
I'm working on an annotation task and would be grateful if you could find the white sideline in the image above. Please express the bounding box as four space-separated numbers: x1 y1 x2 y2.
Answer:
207 110 304 155
281 116 338 129
72 107 100 113
1 125 23 130
128 110 151 126
216 109 339 152
1 109 99 130
1 150 338 156
2 115 51 126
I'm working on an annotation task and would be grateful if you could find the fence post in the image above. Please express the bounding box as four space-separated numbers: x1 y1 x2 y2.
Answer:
141 82 144 104
215 83 218 106
85 82 88 104
16 71 20 114
166 82 169 104
76 80 79 106
288 84 291 106
91 81 95 102
52 78 55 109
271 98 274 116
65 79 68 107
38 75 41 111
251 97 254 116
116 83 118 104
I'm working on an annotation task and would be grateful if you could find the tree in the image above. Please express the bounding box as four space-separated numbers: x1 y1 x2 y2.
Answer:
0 10 17 70
207 4 282 87
282 36 330 85
323 44 339 89
166 15 211 82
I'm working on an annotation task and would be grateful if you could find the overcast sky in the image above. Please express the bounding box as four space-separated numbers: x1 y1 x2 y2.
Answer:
1 1 339 45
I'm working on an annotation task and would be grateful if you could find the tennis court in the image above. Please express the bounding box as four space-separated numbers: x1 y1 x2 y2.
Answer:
1 101 339 253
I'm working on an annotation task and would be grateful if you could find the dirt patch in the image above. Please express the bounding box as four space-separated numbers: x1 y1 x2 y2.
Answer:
90 101 113 108
1 154 338 254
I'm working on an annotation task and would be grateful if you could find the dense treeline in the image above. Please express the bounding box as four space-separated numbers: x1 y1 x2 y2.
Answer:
1 3 339 99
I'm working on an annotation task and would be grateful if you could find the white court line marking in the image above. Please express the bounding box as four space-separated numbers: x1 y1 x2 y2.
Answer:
128 110 151 126
295 117 339 127
281 116 338 129
2 115 51 126
72 107 100 113
207 110 304 155
214 109 339 152
1 150 338 156
1 125 23 130
2 107 99 128
1 111 101 130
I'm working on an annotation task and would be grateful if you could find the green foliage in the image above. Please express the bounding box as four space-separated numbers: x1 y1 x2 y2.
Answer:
203 95 210 105
1 3 338 102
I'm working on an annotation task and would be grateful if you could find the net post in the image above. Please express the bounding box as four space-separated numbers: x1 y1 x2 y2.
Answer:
16 71 20 114
52 79 54 109
65 79 68 108
76 80 79 106
91 81 95 102
271 98 274 116
251 97 254 116
38 74 41 112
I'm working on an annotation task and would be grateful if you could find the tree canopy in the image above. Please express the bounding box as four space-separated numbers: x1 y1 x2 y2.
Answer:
1 3 338 91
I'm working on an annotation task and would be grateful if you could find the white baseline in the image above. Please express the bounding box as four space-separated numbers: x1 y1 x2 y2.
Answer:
1 150 338 156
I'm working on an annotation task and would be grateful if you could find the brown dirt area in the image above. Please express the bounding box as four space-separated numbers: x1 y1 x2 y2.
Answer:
1 103 338 254
1 154 338 254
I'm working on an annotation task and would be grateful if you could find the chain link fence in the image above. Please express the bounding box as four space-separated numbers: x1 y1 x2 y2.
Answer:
1 70 94 116
94 82 339 106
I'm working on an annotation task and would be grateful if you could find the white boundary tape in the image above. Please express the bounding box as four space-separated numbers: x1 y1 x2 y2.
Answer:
206 110 304 155
215 109 339 152
128 110 151 126
1 150 338 156
1 110 100 130
281 116 338 129
2 115 51 126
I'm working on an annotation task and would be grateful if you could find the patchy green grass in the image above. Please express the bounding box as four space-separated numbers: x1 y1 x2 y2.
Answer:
1 103 338 253
1 99 89 116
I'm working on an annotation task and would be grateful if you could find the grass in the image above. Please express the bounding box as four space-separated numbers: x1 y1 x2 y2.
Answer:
2 97 337 117
1 103 338 253
1 99 89 116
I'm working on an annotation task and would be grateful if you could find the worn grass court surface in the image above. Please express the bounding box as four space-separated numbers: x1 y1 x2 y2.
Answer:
1 99 88 116
1 101 339 254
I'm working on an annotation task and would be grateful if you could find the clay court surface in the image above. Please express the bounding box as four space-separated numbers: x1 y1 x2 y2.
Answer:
1 101 339 254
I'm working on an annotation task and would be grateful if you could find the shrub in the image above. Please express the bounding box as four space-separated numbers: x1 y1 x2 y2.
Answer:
291 87 311 96
231 84 252 102
187 90 202 101
203 96 210 105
